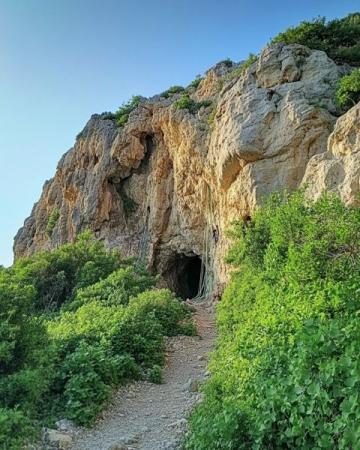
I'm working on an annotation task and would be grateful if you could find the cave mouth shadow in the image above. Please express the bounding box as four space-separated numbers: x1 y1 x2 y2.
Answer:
164 253 203 300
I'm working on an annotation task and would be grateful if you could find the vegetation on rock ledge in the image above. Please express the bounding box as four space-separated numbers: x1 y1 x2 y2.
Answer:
335 68 360 111
45 208 60 237
173 94 212 114
272 13 360 66
115 95 142 127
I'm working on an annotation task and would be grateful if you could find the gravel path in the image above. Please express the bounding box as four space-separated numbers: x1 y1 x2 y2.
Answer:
70 300 215 450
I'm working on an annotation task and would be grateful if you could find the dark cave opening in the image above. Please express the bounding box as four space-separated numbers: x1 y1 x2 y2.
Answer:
164 254 203 300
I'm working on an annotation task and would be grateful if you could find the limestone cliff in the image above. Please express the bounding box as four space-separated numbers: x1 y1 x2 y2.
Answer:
15 43 354 295
303 102 360 204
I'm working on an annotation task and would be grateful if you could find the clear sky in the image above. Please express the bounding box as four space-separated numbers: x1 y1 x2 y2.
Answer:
1 0 358 266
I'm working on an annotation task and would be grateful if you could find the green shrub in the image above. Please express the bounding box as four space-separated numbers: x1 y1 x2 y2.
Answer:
173 94 212 115
173 94 198 113
0 274 46 374
149 364 163 384
0 367 52 414
128 289 195 336
48 301 126 343
101 111 116 120
188 76 203 89
66 265 157 310
13 231 121 312
225 53 257 81
272 13 360 66
0 408 37 449
161 85 185 98
335 68 360 111
45 208 60 236
185 191 360 449
220 58 234 68
115 95 142 127
59 341 139 425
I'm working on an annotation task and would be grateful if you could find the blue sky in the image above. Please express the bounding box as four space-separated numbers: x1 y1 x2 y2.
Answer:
0 0 358 266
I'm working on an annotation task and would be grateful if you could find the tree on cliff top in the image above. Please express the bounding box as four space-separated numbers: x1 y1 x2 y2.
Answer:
272 13 360 66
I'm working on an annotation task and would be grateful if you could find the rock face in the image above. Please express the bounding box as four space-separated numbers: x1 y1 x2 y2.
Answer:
303 102 360 204
14 43 350 294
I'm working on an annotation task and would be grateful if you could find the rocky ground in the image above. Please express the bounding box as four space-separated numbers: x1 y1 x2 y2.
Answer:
56 300 215 450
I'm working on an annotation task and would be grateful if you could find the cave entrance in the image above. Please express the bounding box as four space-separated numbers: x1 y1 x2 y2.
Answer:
165 254 203 300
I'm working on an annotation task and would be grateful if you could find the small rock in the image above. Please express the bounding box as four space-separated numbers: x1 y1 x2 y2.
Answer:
163 442 178 450
168 418 187 428
108 445 127 450
43 428 72 449
125 435 140 445
183 378 201 392
55 419 75 433
107 445 128 450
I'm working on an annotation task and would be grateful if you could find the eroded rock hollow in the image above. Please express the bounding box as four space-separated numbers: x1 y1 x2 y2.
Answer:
14 43 360 295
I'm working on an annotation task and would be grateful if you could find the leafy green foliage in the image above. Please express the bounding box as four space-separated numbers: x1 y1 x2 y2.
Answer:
66 265 157 310
148 365 163 384
127 289 195 337
335 68 360 111
13 231 121 312
115 95 142 127
0 273 45 375
46 208 60 236
188 76 203 90
272 13 360 66
161 85 185 98
173 94 212 114
58 341 139 425
0 234 194 447
0 408 36 449
185 191 360 449
225 53 257 81
219 58 234 68
100 111 116 120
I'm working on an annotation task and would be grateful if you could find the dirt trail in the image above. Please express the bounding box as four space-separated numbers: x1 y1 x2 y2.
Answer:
71 300 216 450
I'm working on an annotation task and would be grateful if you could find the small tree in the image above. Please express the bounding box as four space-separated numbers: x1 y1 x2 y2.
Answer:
335 68 360 111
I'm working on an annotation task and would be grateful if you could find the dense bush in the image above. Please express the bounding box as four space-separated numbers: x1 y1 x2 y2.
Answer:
161 85 185 98
0 234 193 448
0 408 36 449
185 191 360 449
148 364 163 384
272 13 360 66
335 68 360 111
0 272 46 375
12 231 121 312
219 58 234 68
173 94 212 114
66 264 157 310
115 95 142 127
